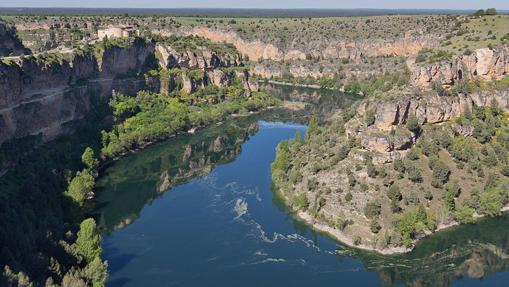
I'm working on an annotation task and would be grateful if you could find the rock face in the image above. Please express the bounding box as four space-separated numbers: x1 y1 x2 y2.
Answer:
410 46 509 88
155 43 241 69
348 89 509 162
0 36 258 145
191 27 438 62
0 22 30 56
0 40 155 145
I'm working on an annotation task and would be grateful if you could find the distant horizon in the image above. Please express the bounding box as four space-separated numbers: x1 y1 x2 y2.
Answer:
1 7 509 11
1 0 509 10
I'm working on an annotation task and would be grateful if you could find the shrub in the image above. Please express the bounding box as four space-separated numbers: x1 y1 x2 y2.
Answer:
478 187 503 216
364 200 382 219
406 147 420 161
406 164 423 183
293 193 309 211
370 220 382 234
365 109 376 126
406 115 420 133
429 156 450 186
455 204 476 224
387 185 402 202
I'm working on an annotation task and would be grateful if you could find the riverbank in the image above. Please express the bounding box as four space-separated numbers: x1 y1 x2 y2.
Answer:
288 204 509 255
258 79 341 91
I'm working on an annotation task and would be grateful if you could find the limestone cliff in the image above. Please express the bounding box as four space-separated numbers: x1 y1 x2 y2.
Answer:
190 27 438 62
410 46 509 88
351 89 509 163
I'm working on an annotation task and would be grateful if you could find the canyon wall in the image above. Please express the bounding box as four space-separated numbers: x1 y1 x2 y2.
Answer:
0 40 155 145
0 38 253 145
190 27 438 62
411 46 509 88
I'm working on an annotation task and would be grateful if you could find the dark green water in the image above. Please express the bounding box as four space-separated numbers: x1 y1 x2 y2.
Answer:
96 86 509 287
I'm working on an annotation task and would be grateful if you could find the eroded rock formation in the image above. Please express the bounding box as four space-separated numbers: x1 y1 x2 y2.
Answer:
411 46 509 88
190 26 438 62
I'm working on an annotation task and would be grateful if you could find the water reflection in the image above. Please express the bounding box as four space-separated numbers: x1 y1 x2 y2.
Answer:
353 214 509 286
95 117 259 232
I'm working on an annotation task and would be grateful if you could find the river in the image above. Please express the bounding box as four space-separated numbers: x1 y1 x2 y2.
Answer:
95 85 509 287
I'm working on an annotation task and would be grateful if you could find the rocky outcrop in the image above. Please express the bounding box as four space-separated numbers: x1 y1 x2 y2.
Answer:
191 27 438 62
0 22 30 56
349 89 509 162
155 43 241 69
411 46 509 88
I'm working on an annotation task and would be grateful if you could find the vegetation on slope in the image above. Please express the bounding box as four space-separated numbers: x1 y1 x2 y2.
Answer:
272 97 509 251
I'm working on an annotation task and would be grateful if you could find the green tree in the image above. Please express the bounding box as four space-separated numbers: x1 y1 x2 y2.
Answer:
74 218 102 263
478 187 503 216
85 256 108 287
81 147 99 171
455 204 476 224
65 171 95 206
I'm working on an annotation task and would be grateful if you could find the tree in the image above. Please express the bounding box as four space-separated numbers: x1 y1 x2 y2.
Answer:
65 171 95 206
81 147 99 171
74 218 102 263
478 187 503 217
85 256 108 287
455 204 476 224
398 205 429 247
473 9 485 16
306 115 319 140
364 200 382 219
485 8 497 15
387 185 402 202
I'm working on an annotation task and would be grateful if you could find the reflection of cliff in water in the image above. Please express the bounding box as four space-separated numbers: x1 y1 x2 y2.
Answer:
261 83 360 121
95 116 259 232
352 213 509 287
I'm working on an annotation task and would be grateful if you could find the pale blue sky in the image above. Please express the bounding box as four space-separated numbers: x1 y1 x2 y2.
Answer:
1 0 508 10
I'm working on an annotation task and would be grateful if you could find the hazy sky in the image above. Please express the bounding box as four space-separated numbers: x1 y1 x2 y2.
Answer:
2 0 509 10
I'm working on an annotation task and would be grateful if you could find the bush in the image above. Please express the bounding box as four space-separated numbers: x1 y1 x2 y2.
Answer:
429 156 450 186
387 185 402 202
406 164 423 183
455 204 476 224
478 187 503 216
406 115 420 133
370 220 382 234
365 109 376 126
293 193 309 211
364 200 382 219
406 147 420 161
